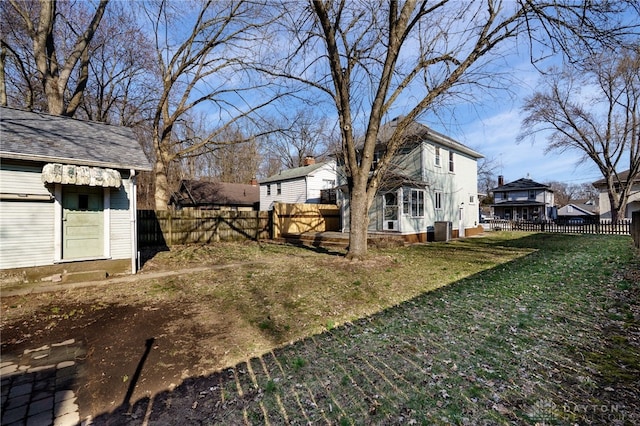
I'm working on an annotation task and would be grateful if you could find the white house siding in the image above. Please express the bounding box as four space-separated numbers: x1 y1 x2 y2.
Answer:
1 161 135 269
0 162 56 268
260 179 307 211
422 143 479 232
109 176 133 260
305 166 338 203
599 182 640 219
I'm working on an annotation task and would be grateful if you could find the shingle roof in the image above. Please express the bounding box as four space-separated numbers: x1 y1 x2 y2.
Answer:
260 161 333 184
174 180 259 207
592 170 640 186
0 107 152 171
375 118 483 159
491 178 551 192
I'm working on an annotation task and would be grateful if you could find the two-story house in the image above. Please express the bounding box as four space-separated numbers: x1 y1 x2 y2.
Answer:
259 157 337 211
490 176 555 221
337 118 483 242
592 170 640 220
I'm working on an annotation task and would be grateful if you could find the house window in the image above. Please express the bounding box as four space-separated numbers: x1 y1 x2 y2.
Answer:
528 190 535 199
277 183 282 195
469 194 475 204
78 194 89 210
435 147 441 166
435 191 443 210
372 151 382 171
403 189 424 217
448 151 454 172
266 185 271 196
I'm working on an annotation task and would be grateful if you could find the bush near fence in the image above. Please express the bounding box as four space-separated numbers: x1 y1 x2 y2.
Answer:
487 219 632 235
138 210 270 247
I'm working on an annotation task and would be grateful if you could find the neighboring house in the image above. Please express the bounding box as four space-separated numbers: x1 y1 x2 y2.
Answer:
592 170 640 220
259 157 337 211
491 176 555 221
0 107 152 274
556 199 599 223
337 117 483 241
170 179 259 211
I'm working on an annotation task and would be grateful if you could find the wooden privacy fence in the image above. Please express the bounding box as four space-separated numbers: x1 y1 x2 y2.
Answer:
138 210 270 246
271 202 341 239
487 219 632 235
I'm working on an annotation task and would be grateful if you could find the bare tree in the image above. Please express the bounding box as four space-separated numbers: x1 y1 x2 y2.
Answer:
265 0 637 259
77 2 158 127
4 0 109 116
145 0 281 210
520 47 640 223
262 108 334 170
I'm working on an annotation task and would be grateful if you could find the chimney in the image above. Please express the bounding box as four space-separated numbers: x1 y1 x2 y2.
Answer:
250 177 258 186
498 175 504 186
303 156 316 166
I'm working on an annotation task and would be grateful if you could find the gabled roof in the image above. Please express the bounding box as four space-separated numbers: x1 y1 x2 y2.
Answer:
491 178 551 192
172 180 260 206
592 169 640 186
0 107 152 171
374 117 483 159
260 161 335 184
173 180 259 207
557 203 597 216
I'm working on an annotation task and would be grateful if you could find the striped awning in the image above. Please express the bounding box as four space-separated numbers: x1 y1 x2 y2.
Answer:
41 163 122 188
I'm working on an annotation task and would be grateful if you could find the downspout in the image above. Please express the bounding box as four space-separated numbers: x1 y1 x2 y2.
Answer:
130 169 138 274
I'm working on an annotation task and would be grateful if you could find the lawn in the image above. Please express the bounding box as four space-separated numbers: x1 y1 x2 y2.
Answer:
2 232 638 424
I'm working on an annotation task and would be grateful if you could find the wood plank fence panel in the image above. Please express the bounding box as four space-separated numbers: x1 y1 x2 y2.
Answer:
138 210 270 247
272 202 341 238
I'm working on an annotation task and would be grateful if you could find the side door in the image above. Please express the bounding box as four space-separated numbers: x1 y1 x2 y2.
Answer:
62 187 104 260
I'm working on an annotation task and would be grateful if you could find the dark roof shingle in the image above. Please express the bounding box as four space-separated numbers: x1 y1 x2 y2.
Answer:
174 180 259 207
491 178 551 192
0 107 152 171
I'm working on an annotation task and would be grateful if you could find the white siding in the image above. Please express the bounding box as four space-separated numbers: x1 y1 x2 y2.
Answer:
109 179 132 260
599 182 640 219
260 179 307 211
305 164 337 202
259 163 338 211
0 162 56 268
422 143 479 232
1 161 135 269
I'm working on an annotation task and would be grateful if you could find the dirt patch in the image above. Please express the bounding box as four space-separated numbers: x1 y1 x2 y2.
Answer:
2 235 637 424
0 301 240 419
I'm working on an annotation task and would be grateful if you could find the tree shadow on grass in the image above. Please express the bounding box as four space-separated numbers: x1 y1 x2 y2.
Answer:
88 233 638 425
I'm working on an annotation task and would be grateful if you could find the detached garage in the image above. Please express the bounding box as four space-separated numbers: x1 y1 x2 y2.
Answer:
0 107 152 276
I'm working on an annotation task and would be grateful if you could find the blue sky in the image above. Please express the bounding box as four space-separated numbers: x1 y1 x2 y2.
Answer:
424 57 603 187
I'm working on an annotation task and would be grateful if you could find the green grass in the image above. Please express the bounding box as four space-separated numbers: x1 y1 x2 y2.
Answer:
3 232 638 424
177 233 638 425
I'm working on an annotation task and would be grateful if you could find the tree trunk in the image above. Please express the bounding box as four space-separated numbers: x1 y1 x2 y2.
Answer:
347 188 370 260
153 131 173 211
346 173 377 260
608 190 624 224
0 45 6 107
154 156 170 211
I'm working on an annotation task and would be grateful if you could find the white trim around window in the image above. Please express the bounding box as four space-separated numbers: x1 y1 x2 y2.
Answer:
403 188 425 218
434 190 443 210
